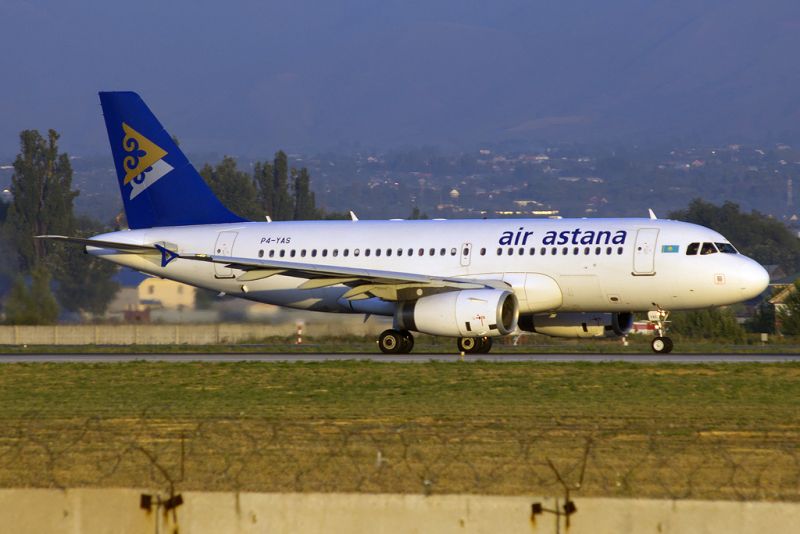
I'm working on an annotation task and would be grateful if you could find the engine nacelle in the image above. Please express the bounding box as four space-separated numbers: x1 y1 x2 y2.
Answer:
518 312 634 338
396 289 519 337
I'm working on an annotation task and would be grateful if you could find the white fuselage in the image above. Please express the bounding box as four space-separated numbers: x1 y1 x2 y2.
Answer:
91 218 769 316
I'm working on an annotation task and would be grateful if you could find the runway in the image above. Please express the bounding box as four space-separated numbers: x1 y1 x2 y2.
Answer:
1 353 799 363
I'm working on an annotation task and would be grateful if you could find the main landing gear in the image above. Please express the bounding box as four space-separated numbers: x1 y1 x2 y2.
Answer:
648 309 673 354
378 329 414 354
377 330 494 355
457 336 493 354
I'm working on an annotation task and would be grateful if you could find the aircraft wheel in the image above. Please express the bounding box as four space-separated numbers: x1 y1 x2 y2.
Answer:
651 336 674 354
399 331 414 354
478 337 493 354
378 329 404 354
457 337 481 354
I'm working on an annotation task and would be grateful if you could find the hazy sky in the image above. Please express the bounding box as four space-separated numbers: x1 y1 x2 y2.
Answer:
1 0 799 159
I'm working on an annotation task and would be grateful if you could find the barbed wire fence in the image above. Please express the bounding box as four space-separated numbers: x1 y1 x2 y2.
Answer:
1 415 798 502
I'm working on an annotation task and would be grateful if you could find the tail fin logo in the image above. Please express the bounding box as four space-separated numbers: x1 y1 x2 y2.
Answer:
121 122 173 199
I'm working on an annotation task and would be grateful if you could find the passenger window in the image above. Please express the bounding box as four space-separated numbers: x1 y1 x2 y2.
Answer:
480 248 486 256
519 247 524 255
617 247 623 255
280 250 286 257
269 250 275 258
540 247 546 255
290 250 296 257
419 248 424 256
311 250 317 257
344 249 350 257
716 242 737 254
497 248 503 256
408 248 413 256
686 242 699 255
300 250 306 257
440 248 446 256
450 248 457 256
606 247 612 255
354 249 360 257
365 249 371 257
551 247 558 255
573 247 579 255
507 248 513 255
700 242 717 255
322 249 327 257
562 247 568 255
530 247 536 255
333 249 338 257
386 249 392 257
584 247 590 255
595 247 601 255
258 250 264 258
374 249 380 257
463 247 469 256
397 249 403 256
429 248 435 256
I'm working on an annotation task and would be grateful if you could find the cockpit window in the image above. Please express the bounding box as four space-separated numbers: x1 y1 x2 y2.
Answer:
700 242 717 255
715 242 737 254
686 242 699 255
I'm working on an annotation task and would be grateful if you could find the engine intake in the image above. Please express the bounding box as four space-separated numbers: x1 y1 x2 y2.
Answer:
396 289 519 337
518 312 634 338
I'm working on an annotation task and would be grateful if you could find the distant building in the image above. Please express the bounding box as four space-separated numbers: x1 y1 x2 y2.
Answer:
138 278 196 311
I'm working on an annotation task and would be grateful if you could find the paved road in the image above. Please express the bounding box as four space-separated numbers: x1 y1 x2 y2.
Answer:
1 353 799 363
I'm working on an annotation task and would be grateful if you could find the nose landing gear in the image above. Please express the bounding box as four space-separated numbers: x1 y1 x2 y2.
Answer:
648 309 673 354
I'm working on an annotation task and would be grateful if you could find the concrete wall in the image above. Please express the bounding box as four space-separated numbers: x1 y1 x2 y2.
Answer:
0 489 797 534
0 319 389 345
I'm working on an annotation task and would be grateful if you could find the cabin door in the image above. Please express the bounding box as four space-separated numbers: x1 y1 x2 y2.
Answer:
213 231 238 278
632 228 659 275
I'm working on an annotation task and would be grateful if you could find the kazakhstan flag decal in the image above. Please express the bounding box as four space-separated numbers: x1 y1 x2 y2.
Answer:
661 245 680 253
121 122 174 199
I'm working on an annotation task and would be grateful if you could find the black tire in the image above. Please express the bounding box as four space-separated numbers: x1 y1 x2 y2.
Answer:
399 331 414 354
478 337 493 354
378 329 404 354
457 337 481 354
651 336 673 354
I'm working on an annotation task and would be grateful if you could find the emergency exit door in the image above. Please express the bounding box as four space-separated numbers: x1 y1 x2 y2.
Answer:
460 242 472 267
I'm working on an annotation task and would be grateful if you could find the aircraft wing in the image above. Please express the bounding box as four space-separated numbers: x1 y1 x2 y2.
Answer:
184 252 504 300
36 235 506 301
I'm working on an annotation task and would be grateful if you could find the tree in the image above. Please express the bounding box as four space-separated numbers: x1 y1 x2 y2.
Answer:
777 280 800 335
670 199 800 274
253 160 274 218
293 167 318 220
200 157 261 220
272 151 293 220
6 129 78 271
409 206 428 220
52 216 120 316
669 308 746 342
4 267 58 324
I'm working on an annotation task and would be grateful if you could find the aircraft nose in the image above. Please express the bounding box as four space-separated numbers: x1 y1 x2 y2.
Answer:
739 260 770 299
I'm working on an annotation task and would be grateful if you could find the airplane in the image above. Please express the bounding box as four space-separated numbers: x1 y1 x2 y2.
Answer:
40 92 770 354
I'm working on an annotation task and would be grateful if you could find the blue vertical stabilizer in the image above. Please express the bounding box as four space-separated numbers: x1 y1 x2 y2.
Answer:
99 91 246 229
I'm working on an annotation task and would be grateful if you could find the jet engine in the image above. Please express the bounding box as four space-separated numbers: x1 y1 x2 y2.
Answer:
395 289 518 337
518 312 634 338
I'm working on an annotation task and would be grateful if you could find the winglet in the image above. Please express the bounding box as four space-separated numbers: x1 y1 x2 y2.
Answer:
349 211 359 221
648 209 657 220
155 244 180 267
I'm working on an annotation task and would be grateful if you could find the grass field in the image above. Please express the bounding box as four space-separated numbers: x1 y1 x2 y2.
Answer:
1 361 799 500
